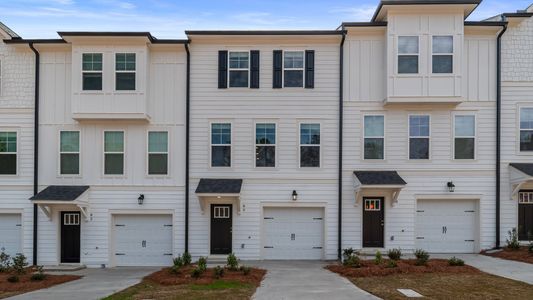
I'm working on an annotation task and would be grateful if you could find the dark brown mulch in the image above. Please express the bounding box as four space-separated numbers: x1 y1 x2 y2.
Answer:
0 267 81 299
481 246 533 264
146 265 266 286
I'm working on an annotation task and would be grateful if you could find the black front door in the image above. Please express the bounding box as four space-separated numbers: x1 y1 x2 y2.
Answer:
363 197 384 248
519 203 533 240
210 204 232 254
61 212 81 263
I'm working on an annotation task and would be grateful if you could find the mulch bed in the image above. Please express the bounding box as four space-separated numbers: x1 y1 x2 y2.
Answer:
481 246 533 264
0 267 81 299
146 265 266 286
326 259 480 278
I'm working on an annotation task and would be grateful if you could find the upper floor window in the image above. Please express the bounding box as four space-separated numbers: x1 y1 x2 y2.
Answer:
454 115 475 159
255 123 276 167
284 51 304 87
228 52 249 88
104 131 124 175
398 36 419 74
211 123 231 167
409 115 430 159
148 131 168 175
364 115 385 160
300 123 320 167
0 131 16 175
82 53 102 90
115 53 136 90
60 131 80 175
520 108 533 151
432 36 453 74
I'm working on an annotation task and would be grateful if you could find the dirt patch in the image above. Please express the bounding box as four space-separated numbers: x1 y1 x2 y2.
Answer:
0 267 81 299
481 246 533 264
146 266 266 286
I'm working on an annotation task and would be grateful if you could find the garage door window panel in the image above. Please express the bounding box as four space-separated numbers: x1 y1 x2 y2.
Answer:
454 115 475 159
104 131 124 175
255 123 276 167
409 115 430 160
60 131 80 175
0 131 17 175
148 131 168 175
300 123 320 167
364 115 384 160
211 123 231 167
520 108 533 151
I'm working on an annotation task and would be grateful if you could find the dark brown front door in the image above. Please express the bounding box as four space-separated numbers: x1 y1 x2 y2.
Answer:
519 203 533 240
61 212 81 263
363 197 384 248
210 204 232 254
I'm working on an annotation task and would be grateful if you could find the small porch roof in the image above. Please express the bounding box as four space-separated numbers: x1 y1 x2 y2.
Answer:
353 171 407 206
195 179 243 214
30 185 90 221
509 164 533 200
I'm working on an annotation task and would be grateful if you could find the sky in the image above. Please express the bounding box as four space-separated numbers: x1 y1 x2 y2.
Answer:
0 0 531 39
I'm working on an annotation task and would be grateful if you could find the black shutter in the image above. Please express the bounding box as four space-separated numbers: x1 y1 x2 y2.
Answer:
305 50 315 88
218 50 228 89
250 50 260 88
273 50 283 89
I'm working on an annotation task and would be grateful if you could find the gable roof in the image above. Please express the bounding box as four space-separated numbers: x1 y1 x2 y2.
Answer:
371 0 482 22
0 21 20 39
510 163 533 177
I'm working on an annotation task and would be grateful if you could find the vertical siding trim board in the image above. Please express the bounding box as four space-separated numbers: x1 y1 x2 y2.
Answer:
29 42 39 266
218 50 228 89
338 30 346 260
250 50 260 88
272 50 283 88
185 43 190 252
305 50 315 88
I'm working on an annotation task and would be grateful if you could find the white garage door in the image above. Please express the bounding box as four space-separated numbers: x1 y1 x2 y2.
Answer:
0 214 22 257
263 207 324 259
113 214 173 266
416 200 477 253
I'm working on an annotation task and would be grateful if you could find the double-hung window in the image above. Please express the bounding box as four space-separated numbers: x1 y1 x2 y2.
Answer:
228 52 249 87
454 115 475 159
115 53 136 90
255 123 276 167
284 51 304 87
432 36 453 74
300 123 320 167
148 131 168 175
82 53 103 90
364 115 385 159
520 107 533 151
211 123 231 167
409 115 430 159
104 131 124 175
60 131 80 175
0 131 16 175
398 36 419 74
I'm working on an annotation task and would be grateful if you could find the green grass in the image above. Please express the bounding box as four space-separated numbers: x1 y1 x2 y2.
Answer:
190 280 252 291
101 282 157 300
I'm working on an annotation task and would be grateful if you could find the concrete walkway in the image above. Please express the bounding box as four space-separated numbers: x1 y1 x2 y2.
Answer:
7 267 158 300
433 253 533 285
251 261 379 300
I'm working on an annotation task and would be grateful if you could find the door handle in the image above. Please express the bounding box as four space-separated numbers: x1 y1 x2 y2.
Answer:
442 226 447 234
291 233 295 240
142 240 147 247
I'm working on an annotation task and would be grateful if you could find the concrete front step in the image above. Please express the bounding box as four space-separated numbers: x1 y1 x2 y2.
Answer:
207 255 228 265
43 264 86 272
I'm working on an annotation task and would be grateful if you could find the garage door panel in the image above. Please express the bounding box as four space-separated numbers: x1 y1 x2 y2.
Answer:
0 214 22 257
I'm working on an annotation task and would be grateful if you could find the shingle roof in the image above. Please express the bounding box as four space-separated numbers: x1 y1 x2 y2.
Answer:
30 185 90 201
510 163 533 177
195 179 243 194
0 21 20 39
354 171 407 185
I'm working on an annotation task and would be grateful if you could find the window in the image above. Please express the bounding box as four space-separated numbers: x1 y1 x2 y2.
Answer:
115 53 136 90
255 123 276 167
364 199 381 211
0 131 16 175
454 115 475 159
409 115 430 159
300 123 320 167
104 131 124 175
432 36 453 74
364 115 385 159
519 191 533 204
63 213 80 225
213 206 230 218
0 59 2 96
82 53 102 90
148 131 168 175
520 108 533 151
284 51 304 87
398 36 419 74
60 131 80 175
228 52 249 87
211 123 231 167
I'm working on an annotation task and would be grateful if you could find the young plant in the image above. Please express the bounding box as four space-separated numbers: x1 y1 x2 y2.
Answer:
414 249 429 266
227 253 239 271
191 267 202 278
213 265 224 279
7 275 19 283
0 249 11 272
374 250 383 265
30 266 46 281
506 228 520 250
12 253 28 275
386 260 397 268
197 257 207 272
343 254 361 268
173 256 184 268
342 248 355 261
240 265 251 276
448 256 465 266
182 252 192 266
387 248 402 261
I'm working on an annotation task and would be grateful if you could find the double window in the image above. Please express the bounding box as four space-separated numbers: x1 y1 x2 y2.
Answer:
82 53 103 90
60 131 80 175
432 36 453 74
409 115 430 159
228 52 249 88
398 36 419 74
115 53 136 90
104 131 124 175
0 131 16 175
255 123 276 167
148 131 168 175
284 51 304 87
364 115 385 160
520 107 533 151
454 115 475 159
300 123 320 167
211 123 231 167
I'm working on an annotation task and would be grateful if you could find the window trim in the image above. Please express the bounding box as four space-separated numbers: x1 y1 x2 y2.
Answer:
397 36 419 75
283 50 305 88
518 105 533 154
58 130 81 177
362 114 386 160
81 53 103 91
0 129 19 176
146 130 170 176
254 122 277 168
452 113 476 160
408 114 431 160
299 122 321 168
227 50 250 88
103 130 126 176
431 35 454 74
209 121 232 168
114 52 137 92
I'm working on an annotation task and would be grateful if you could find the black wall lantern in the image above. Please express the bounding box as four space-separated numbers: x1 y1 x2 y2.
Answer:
292 190 298 201
447 182 455 193
138 194 145 205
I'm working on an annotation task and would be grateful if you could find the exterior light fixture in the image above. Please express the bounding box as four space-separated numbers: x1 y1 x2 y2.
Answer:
138 194 145 205
447 182 455 193
292 190 298 201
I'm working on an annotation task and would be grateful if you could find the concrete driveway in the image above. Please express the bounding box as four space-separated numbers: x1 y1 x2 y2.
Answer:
251 261 379 300
7 267 159 300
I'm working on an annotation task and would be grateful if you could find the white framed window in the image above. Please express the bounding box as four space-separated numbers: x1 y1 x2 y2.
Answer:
63 213 80 225
213 206 231 218
115 53 136 91
519 191 533 204
432 36 453 74
520 107 533 152
398 36 419 74
364 115 385 160
228 51 249 88
255 123 276 167
0 131 17 175
148 131 168 175
211 123 231 167
364 199 381 211
300 123 320 167
104 131 124 175
454 115 475 159
60 131 80 175
409 115 430 160
82 53 103 90
284 51 304 87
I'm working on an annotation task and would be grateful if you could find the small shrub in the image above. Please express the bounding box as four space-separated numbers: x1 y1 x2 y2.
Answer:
227 253 239 271
240 265 251 275
506 228 520 250
387 248 402 261
191 267 202 278
197 257 207 272
12 253 28 275
414 249 429 266
386 260 397 268
7 275 19 283
31 273 46 281
342 248 355 261
448 256 465 266
213 265 224 279
170 265 181 274
528 242 533 254
343 254 361 268
182 252 192 266
0 249 11 272
374 250 383 265
173 256 183 268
